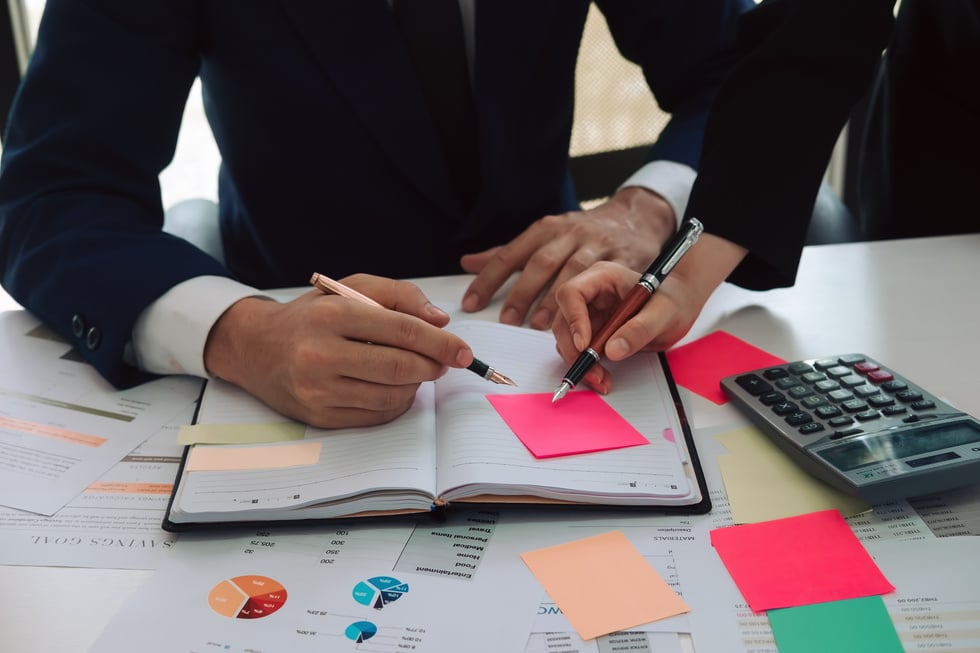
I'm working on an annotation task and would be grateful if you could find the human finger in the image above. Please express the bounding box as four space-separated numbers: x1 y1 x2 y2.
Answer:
339 273 451 327
459 217 560 314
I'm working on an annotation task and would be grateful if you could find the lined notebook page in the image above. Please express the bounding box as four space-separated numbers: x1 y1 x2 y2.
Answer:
175 383 439 517
196 378 292 424
436 322 693 504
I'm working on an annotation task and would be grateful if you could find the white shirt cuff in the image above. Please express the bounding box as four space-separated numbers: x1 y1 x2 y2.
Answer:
618 160 697 231
130 276 269 378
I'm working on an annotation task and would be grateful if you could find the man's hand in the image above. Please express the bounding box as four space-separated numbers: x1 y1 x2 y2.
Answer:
203 274 474 429
459 187 676 330
552 234 748 394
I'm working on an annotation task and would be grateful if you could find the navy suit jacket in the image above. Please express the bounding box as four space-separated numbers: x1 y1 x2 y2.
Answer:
685 0 896 290
0 0 747 386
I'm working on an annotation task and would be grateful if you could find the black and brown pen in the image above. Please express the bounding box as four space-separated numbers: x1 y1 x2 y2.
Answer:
309 273 516 386
552 218 704 403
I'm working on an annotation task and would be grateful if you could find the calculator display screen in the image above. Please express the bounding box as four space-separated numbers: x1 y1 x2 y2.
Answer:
817 420 980 472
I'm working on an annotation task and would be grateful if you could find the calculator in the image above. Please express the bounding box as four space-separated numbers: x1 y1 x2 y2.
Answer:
720 354 980 504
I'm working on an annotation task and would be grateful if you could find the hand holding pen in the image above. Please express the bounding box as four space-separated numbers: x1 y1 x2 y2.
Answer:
552 218 703 402
311 273 515 386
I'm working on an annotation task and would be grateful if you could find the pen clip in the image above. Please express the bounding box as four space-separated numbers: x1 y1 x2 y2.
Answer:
649 218 703 283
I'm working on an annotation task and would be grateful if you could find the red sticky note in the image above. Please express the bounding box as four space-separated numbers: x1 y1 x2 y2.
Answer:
486 391 649 458
709 510 894 612
665 330 786 404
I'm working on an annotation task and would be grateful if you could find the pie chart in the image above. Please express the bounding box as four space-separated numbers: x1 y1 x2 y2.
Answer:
208 574 287 619
352 575 410 610
345 620 378 643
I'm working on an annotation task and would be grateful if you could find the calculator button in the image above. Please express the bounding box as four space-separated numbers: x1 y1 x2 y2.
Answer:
853 385 880 398
855 410 881 422
867 394 896 408
838 354 867 365
867 369 894 383
828 389 854 402
735 374 772 395
787 385 813 399
840 375 866 388
881 380 908 392
826 365 852 378
802 395 827 409
798 422 825 435
772 401 799 415
785 411 812 426
763 367 789 380
788 362 815 374
816 405 844 418
912 399 937 411
853 361 879 374
828 415 854 427
801 372 826 383
759 391 784 405
830 427 864 440
896 390 924 403
842 399 869 412
815 379 840 392
882 405 907 416
812 358 839 370
775 377 800 390
903 414 921 423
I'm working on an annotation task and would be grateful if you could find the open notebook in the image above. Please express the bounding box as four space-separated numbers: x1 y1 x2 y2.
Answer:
163 321 709 530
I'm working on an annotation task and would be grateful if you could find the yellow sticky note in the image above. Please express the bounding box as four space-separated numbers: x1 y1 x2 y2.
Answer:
185 441 321 471
521 530 689 640
178 422 305 445
716 426 869 523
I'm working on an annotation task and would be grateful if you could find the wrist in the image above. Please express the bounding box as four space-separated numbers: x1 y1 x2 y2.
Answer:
611 186 677 245
675 233 748 303
204 296 278 383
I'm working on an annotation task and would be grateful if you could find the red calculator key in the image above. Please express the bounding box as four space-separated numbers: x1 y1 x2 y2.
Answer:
867 369 894 383
853 362 879 374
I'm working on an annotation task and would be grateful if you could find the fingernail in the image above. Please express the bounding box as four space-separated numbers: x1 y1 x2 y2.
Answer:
500 306 520 325
606 337 629 359
530 308 551 330
425 302 448 318
572 331 586 351
455 349 472 367
587 371 611 395
462 293 479 312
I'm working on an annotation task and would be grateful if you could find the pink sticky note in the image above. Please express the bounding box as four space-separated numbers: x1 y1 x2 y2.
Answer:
486 391 649 458
521 531 690 640
665 330 786 404
709 510 895 612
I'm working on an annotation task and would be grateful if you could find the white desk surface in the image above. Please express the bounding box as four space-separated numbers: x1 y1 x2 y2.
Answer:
1 233 978 652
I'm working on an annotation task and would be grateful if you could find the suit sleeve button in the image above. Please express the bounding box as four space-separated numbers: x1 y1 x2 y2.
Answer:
85 326 102 350
71 314 85 338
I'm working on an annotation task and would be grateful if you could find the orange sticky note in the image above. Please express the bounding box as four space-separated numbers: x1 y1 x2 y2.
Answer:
710 510 894 612
486 391 649 458
521 530 689 640
185 441 321 471
666 331 786 404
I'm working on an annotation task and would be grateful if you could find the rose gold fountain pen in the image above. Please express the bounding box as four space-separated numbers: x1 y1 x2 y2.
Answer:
310 273 516 386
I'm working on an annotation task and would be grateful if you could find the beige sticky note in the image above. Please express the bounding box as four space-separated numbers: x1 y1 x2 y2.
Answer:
521 530 689 640
185 441 321 471
178 422 306 445
716 426 869 523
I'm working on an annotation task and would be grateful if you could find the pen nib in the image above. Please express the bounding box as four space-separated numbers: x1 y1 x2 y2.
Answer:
551 381 571 403
488 369 517 387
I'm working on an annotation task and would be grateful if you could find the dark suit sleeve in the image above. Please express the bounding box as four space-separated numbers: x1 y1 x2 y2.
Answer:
597 0 754 170
0 0 229 386
685 0 896 290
